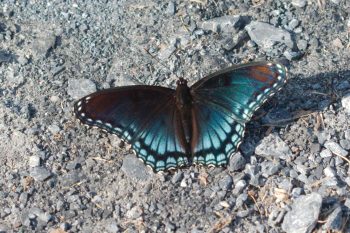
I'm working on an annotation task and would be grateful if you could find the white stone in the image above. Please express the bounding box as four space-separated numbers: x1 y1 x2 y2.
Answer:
29 156 41 167
341 93 350 114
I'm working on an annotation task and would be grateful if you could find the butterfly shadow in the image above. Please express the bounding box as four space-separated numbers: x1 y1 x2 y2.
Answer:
240 68 350 160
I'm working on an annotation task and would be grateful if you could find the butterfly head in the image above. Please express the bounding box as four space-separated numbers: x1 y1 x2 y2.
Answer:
176 78 188 87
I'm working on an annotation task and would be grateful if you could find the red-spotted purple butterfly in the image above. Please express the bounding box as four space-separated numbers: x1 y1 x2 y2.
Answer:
74 62 288 172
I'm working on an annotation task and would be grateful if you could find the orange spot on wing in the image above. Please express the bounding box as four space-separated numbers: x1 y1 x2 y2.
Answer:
248 65 276 84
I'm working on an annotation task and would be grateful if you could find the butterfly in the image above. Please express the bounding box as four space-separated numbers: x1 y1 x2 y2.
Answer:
74 61 288 172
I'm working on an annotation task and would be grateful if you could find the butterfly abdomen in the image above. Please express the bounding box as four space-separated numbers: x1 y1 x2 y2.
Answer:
175 78 193 154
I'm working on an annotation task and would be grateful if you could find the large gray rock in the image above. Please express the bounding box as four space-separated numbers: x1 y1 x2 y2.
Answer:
282 193 322 233
121 154 152 182
67 78 97 99
255 134 292 160
324 141 348 157
245 21 294 50
30 30 57 60
200 15 243 34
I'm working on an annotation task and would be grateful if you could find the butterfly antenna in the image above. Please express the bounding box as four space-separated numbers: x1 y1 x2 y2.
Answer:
143 48 180 79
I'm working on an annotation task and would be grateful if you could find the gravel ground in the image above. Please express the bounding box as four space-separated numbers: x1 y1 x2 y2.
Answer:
0 0 350 232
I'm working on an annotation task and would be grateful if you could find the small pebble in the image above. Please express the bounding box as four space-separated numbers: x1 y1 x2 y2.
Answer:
324 166 336 177
126 206 142 219
288 19 299 30
228 152 246 171
29 155 41 167
291 187 303 199
324 206 342 231
320 149 332 158
340 139 350 150
324 141 348 157
48 124 60 134
166 1 176 15
345 130 350 140
180 178 187 188
297 39 308 51
283 50 302 61
30 167 52 181
171 171 183 184
219 175 233 190
291 0 307 7
341 93 350 114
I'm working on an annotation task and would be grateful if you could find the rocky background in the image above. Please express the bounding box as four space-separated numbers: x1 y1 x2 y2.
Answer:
0 0 350 232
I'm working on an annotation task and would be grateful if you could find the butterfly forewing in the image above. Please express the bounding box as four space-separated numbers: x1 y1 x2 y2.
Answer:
190 62 288 165
74 86 189 172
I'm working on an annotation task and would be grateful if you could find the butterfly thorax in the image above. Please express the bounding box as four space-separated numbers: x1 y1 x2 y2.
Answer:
175 78 193 154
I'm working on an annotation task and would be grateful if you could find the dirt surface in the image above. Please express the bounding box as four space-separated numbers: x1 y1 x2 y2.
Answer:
0 0 350 232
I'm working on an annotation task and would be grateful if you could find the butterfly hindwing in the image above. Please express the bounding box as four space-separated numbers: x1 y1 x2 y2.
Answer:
131 103 189 171
190 62 288 165
74 86 189 172
191 101 245 166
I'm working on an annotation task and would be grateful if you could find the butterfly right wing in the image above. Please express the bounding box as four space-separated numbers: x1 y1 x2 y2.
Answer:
190 62 288 166
74 86 189 172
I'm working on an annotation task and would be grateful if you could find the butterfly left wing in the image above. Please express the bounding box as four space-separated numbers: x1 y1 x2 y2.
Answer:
190 62 288 166
74 86 190 172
